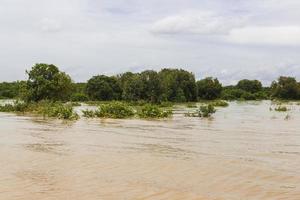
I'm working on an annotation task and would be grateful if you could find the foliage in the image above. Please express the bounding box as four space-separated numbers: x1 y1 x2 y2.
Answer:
186 104 216 118
86 75 121 101
25 63 74 102
159 69 197 102
237 79 262 93
271 76 300 100
197 77 222 100
70 93 89 102
95 102 135 118
0 101 79 120
137 104 172 118
82 109 96 118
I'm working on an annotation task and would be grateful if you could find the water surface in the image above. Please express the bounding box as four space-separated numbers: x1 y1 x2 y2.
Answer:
1 101 300 199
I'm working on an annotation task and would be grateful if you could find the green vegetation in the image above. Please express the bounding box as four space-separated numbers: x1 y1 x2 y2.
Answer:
271 76 300 100
82 102 172 119
0 101 79 120
186 104 216 118
137 104 172 118
83 102 135 119
197 77 222 100
2 63 300 116
25 63 74 102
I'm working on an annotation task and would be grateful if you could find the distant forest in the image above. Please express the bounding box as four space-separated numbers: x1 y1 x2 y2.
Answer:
0 63 299 102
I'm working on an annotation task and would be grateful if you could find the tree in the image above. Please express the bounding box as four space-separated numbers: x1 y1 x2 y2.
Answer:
271 76 300 99
159 69 197 102
26 63 73 101
140 70 162 103
86 75 121 101
197 77 222 100
237 79 262 93
119 72 144 101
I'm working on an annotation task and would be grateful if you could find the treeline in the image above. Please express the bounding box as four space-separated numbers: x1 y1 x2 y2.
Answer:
1 63 300 102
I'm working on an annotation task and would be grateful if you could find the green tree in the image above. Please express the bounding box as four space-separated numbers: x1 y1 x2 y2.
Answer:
159 69 197 102
26 63 73 102
271 76 300 99
197 77 222 100
119 72 144 101
237 79 262 93
140 70 162 103
86 75 121 101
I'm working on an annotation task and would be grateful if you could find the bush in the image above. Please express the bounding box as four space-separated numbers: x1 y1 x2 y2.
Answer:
0 101 79 120
96 102 135 118
82 109 96 118
186 104 216 118
138 104 172 118
70 93 89 102
39 104 79 120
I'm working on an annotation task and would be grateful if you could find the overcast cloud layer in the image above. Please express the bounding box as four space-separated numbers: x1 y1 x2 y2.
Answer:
1 0 300 85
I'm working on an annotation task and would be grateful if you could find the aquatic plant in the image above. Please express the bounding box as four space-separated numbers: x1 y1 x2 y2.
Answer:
138 104 172 118
96 102 135 119
186 104 216 118
0 101 79 120
82 109 96 118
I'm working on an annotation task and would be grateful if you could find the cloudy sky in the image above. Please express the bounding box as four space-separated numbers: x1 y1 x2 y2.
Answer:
1 0 300 85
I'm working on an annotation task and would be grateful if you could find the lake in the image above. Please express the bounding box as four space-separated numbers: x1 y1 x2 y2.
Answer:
0 101 300 199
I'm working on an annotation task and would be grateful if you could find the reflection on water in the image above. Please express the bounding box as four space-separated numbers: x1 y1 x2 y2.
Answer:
0 101 300 199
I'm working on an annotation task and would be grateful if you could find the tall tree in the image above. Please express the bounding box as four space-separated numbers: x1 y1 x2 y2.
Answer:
86 75 121 101
197 77 222 100
26 63 73 101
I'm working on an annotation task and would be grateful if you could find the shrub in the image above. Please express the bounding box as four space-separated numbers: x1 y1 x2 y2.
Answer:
82 110 96 118
70 93 89 102
138 104 172 118
0 101 79 120
186 104 216 118
96 102 135 118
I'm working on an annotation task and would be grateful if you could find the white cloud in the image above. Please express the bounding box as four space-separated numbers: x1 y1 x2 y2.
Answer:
150 11 245 35
227 26 300 45
40 18 62 32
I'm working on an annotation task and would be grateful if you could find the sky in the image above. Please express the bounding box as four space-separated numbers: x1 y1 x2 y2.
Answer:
1 0 300 85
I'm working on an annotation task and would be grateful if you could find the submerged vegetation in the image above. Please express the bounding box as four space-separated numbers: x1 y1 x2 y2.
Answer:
137 104 172 118
0 101 79 120
83 103 172 119
186 104 216 118
1 63 300 120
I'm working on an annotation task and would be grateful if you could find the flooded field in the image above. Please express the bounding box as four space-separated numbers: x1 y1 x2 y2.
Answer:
0 101 300 200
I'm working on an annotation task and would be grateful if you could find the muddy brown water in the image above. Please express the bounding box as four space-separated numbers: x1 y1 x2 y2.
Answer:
0 101 300 200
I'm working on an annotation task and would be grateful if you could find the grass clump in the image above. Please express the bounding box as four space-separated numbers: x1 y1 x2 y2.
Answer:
138 104 172 118
210 100 229 107
185 104 216 118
